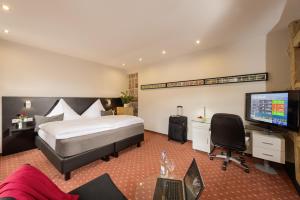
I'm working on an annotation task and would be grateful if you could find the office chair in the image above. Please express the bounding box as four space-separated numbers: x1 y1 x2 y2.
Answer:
209 113 249 173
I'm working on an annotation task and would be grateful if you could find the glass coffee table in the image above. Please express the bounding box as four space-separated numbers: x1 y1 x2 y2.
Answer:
135 174 179 200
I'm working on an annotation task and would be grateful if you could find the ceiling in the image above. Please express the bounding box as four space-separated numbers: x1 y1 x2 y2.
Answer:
271 0 300 32
0 0 288 70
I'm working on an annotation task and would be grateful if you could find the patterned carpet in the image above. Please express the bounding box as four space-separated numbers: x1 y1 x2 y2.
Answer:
0 131 299 200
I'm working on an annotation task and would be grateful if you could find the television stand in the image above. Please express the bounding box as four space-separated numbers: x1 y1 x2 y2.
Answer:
251 129 285 175
255 160 277 175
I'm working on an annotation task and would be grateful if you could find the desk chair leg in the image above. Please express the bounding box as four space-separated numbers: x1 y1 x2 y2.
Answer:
209 150 249 173
228 156 249 173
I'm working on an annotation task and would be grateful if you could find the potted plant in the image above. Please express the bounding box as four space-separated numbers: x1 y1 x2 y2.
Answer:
120 91 134 107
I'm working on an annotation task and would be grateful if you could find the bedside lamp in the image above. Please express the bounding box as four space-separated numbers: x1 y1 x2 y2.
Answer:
25 100 31 109
105 99 116 114
106 99 112 107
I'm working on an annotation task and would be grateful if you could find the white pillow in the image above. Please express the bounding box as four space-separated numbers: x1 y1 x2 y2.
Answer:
61 100 81 120
81 99 105 119
47 99 64 117
47 99 80 120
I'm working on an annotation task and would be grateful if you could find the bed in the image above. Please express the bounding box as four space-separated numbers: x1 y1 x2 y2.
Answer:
2 97 124 156
36 115 144 180
2 96 144 180
35 115 144 180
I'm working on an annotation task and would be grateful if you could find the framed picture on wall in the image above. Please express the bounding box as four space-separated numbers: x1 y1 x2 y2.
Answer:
141 73 268 90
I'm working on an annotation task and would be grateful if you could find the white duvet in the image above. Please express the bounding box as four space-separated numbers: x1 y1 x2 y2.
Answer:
39 115 144 140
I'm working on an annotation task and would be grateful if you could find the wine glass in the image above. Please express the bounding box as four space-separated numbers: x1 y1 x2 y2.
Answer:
166 159 176 178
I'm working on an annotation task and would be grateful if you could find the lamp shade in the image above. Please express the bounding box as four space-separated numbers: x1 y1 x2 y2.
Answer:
25 100 31 109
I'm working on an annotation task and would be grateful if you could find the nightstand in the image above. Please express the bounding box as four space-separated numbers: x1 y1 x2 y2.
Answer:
9 123 35 136
117 107 134 115
3 123 36 155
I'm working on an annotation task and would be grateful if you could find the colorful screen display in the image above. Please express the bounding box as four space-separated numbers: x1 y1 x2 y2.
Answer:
250 93 288 126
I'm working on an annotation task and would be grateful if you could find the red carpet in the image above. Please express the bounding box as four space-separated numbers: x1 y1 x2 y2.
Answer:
0 131 299 199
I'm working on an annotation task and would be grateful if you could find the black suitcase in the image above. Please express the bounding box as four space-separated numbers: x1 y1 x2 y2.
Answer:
168 116 187 144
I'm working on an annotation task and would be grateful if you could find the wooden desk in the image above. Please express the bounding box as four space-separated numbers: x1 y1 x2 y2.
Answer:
117 107 134 115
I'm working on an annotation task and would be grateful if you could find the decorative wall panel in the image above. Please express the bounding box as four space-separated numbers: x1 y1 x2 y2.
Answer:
141 73 268 90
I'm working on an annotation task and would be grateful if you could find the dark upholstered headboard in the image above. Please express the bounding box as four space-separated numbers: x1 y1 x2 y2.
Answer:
2 96 123 136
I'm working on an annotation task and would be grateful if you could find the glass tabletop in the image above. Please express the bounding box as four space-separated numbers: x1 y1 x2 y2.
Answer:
135 174 179 200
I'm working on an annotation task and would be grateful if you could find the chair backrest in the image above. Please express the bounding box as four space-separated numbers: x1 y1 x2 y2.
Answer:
210 113 246 151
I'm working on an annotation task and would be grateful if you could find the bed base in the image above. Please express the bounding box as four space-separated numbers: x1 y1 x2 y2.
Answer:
101 155 110 162
35 133 144 181
111 134 144 158
114 134 144 153
35 136 114 180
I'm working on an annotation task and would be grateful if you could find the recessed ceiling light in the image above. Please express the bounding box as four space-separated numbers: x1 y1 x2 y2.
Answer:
138 58 143 62
3 29 9 34
122 63 126 67
2 4 10 11
196 40 201 45
162 50 166 55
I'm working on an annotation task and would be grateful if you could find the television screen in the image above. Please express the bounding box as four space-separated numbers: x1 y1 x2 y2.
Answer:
250 93 288 126
245 91 300 132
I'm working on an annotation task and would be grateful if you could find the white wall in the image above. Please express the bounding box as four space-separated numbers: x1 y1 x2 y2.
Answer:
137 36 267 139
266 29 291 91
0 39 128 153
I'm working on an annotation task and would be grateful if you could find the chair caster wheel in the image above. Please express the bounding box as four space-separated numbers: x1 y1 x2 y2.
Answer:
244 168 250 173
222 166 226 171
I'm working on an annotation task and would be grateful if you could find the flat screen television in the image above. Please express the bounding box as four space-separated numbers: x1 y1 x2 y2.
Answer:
245 91 300 132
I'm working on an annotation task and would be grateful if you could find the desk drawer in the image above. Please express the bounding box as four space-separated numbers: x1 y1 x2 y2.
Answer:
191 123 210 129
253 146 285 164
253 133 284 151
